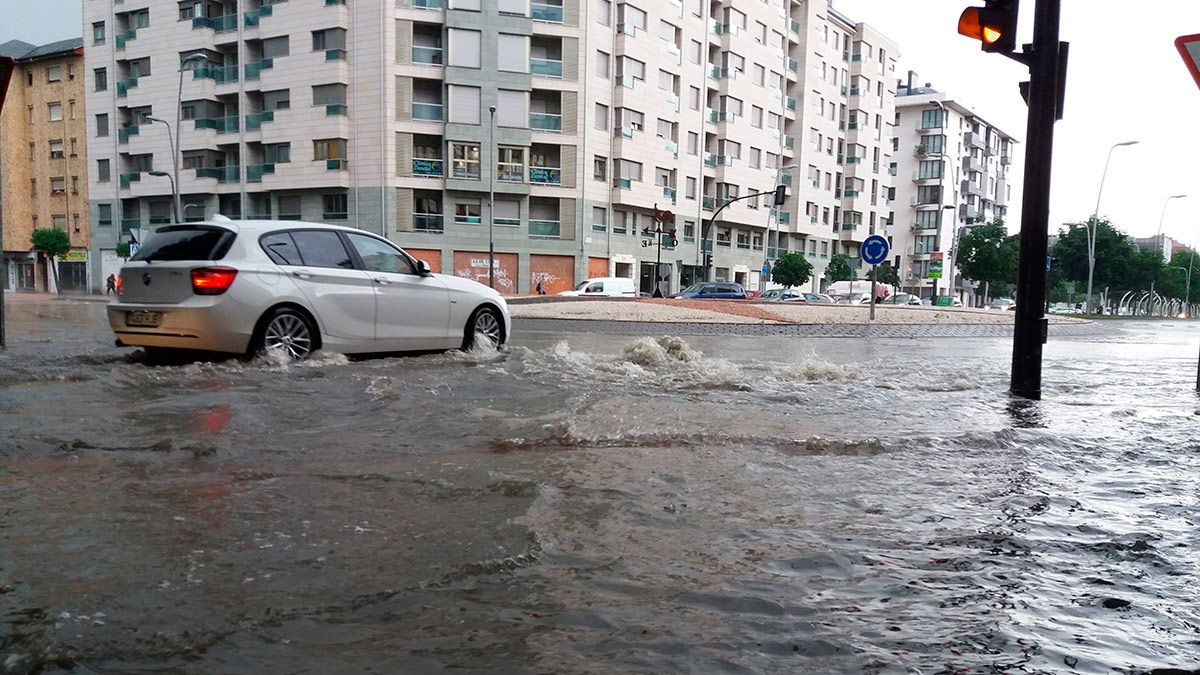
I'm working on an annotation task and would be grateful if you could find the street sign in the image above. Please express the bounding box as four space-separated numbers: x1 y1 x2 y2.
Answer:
761 261 771 280
130 244 140 256
860 235 890 266
928 251 945 279
1175 33 1200 90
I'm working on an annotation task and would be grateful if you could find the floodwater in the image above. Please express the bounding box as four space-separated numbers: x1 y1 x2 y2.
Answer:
1 298 1198 673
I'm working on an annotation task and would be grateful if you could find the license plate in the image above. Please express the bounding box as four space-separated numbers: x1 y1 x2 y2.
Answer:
126 310 162 327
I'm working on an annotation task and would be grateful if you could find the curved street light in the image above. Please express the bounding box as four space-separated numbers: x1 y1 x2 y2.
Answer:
1086 140 1138 312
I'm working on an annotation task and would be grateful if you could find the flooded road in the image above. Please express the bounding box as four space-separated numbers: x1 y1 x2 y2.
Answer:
2 298 1199 673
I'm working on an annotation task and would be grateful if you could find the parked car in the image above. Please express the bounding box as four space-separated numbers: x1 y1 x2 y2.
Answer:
825 280 888 302
758 288 807 302
673 282 747 299
831 293 872 305
108 218 510 360
989 298 1017 311
881 293 923 306
559 276 636 297
803 293 836 304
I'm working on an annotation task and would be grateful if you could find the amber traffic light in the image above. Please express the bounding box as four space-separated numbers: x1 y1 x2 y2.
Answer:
958 1 1018 54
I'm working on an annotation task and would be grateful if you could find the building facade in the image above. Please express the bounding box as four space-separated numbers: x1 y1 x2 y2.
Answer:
83 0 896 295
889 75 1017 304
1 38 91 293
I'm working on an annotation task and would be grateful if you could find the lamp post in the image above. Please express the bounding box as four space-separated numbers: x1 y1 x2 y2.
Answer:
1086 140 1138 313
763 164 798 291
144 118 178 222
1147 194 1187 316
174 54 209 225
487 105 496 289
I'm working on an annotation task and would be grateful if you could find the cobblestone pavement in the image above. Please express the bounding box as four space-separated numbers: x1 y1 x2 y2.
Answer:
514 317 1107 338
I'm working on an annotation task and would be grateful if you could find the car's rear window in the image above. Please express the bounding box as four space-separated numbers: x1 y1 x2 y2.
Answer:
131 226 235 262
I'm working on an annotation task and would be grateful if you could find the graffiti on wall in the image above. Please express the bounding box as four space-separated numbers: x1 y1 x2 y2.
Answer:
453 252 517 293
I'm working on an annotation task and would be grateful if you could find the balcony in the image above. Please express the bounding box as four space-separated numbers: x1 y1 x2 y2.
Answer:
964 131 986 149
778 174 792 187
192 14 238 32
412 157 444 177
789 18 800 34
194 115 239 133
115 28 137 49
613 177 631 189
785 97 797 110
849 86 861 97
772 209 790 224
244 4 272 27
662 186 676 201
413 0 444 7
245 110 274 130
244 59 274 80
530 2 563 23
529 166 561 184
663 139 678 155
413 214 444 232
118 172 142 189
848 122 862 131
326 104 347 116
716 155 735 166
117 124 140 144
326 159 347 171
529 112 562 131
530 58 563 78
194 64 239 84
703 152 716 167
412 46 443 65
412 102 444 121
701 195 716 211
116 77 138 98
246 163 276 182
839 222 859 231
846 156 862 164
844 189 859 197
617 22 637 36
195 166 239 183
787 57 798 72
616 125 634 138
529 220 561 238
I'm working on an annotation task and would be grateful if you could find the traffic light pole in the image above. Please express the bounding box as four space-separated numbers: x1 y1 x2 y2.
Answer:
1009 0 1062 400
704 186 787 282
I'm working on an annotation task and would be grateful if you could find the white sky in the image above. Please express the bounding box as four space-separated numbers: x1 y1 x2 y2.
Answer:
3 0 1199 243
837 0 1200 245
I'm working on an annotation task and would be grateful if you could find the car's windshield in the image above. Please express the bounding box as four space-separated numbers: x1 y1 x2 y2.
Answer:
681 283 707 294
574 280 591 290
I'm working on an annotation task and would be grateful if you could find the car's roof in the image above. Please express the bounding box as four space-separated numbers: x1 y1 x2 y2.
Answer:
156 217 379 237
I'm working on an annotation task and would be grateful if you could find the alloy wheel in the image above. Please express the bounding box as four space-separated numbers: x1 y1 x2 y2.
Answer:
263 313 313 360
472 310 502 347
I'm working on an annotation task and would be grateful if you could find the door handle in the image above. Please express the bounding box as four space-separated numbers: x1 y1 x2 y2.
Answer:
373 277 389 285
291 271 312 280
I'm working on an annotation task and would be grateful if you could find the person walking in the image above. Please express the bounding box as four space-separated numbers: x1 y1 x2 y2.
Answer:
105 274 117 295
536 278 546 295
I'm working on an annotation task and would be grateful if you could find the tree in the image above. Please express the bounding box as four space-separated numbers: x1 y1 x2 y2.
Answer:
824 253 854 283
31 228 70 294
956 218 1018 297
771 252 813 288
875 261 900 288
1157 249 1200 301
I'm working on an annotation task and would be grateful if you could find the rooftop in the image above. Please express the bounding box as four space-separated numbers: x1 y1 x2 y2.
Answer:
0 37 83 61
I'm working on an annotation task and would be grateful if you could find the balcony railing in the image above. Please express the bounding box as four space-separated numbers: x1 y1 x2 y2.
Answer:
703 152 716 167
787 57 798 72
193 14 238 32
663 139 678 155
193 64 238 83
785 97 797 110
414 214 444 232
412 157 443 177
846 156 862 164
790 18 800 34
529 220 561 238
326 48 347 61
118 172 142 190
778 174 792 187
530 2 563 23
117 124 140 144
412 102 444 121
246 163 276 182
412 46 443 65
245 110 274 131
701 195 716 211
115 28 137 49
326 159 347 170
195 166 239 183
244 4 272 27
116 77 138 98
326 104 347 116
244 58 274 80
529 112 562 131
413 0 444 7
613 177 631 189
617 22 637 36
529 166 562 184
839 222 859 231
194 115 239 133
844 189 860 197
772 209 790 224
530 58 563 78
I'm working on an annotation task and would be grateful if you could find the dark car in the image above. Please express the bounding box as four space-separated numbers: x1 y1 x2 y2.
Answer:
674 282 747 299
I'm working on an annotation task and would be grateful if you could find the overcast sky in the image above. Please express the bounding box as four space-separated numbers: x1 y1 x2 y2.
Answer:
3 0 1199 243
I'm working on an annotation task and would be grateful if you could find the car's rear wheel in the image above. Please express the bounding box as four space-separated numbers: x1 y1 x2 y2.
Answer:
257 307 316 360
463 306 504 350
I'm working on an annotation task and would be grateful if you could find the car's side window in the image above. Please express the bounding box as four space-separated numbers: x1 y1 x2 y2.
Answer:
345 233 416 275
290 230 355 269
588 282 603 293
260 232 303 266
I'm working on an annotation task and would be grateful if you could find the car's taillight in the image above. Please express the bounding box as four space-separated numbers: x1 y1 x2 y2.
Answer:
191 266 238 295
116 274 124 296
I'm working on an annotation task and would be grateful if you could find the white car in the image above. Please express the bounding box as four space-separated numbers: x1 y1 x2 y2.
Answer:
558 276 636 297
108 217 510 359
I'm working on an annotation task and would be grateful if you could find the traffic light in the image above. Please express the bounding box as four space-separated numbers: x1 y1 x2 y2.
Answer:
703 253 713 268
772 184 787 207
958 0 1018 55
656 209 675 225
668 228 678 247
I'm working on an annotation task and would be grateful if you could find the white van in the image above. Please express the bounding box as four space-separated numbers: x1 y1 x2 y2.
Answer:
825 280 888 302
558 277 637 297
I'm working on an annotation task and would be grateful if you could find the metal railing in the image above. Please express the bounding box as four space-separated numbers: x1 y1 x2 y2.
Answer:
413 214 444 232
530 58 563 77
412 46 443 65
530 2 563 22
412 102 444 121
529 220 561 237
529 112 562 130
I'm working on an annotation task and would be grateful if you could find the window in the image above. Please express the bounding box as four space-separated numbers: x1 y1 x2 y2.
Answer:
128 58 151 78
46 65 61 83
447 28 481 68
617 159 642 182
49 140 64 159
260 232 303 265
450 0 481 8
52 214 67 230
313 138 346 161
130 8 149 28
749 147 761 169
919 135 945 155
312 83 347 106
347 233 416 274
685 176 696 199
617 56 645 81
495 89 526 127
918 160 942 179
916 186 942 205
613 210 628 235
278 196 302 219
450 142 481 179
265 143 291 164
455 200 482 225
751 106 763 128
71 176 79 193
497 146 525 182
95 114 109 137
596 50 609 78
97 159 110 182
683 221 695 242
322 194 349 220
492 200 519 227
97 203 113 226
596 0 611 25
262 35 290 59
594 103 608 130
617 3 647 29
448 85 480 124
93 22 106 45
690 39 702 64
179 0 201 20
263 89 291 110
753 64 765 86
290 230 352 266
689 86 700 111
94 68 107 92
497 34 526 73
30 179 37 197
592 206 606 232
312 28 347 51
921 108 944 129
687 131 698 155
70 139 77 156
593 156 606 181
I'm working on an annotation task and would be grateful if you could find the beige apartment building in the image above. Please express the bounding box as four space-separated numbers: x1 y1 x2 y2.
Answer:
1 38 91 292
84 0 896 294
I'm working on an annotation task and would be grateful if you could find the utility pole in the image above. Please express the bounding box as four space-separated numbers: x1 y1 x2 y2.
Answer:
0 56 16 350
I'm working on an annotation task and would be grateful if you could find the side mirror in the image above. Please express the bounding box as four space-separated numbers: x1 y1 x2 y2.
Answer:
416 259 433 276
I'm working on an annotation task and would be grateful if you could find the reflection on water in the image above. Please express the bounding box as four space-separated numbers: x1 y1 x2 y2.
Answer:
1 299 1199 672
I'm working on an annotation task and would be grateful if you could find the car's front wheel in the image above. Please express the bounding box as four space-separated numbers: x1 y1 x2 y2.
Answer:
256 307 317 360
463 306 505 350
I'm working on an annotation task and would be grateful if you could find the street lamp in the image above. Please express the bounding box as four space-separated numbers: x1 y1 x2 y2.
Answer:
487 105 496 290
1146 194 1187 316
1086 139 1138 313
174 53 210 225
144 118 178 222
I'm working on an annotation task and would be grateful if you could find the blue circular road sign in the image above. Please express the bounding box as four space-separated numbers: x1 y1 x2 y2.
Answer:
860 235 889 266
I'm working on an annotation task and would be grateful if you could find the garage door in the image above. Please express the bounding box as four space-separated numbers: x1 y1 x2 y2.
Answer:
405 248 442 274
530 254 574 295
452 251 519 295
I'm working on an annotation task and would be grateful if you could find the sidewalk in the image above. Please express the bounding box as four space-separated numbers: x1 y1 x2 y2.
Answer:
2 291 112 304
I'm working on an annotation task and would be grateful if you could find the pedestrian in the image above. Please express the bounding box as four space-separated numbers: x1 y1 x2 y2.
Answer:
105 274 117 295
536 278 546 295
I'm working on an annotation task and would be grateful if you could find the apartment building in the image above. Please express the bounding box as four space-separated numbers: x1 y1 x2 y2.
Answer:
1 38 90 292
83 0 896 295
889 76 1017 304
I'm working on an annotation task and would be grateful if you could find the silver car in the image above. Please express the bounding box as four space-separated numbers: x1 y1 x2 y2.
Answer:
108 218 511 359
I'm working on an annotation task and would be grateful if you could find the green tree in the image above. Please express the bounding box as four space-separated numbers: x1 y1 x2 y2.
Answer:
1051 219 1140 293
1157 249 1200 301
823 253 854 283
875 261 900 288
771 252 813 288
31 228 70 294
956 218 1018 297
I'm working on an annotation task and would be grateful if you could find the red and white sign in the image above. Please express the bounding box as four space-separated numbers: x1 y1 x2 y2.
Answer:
1176 33 1200 90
